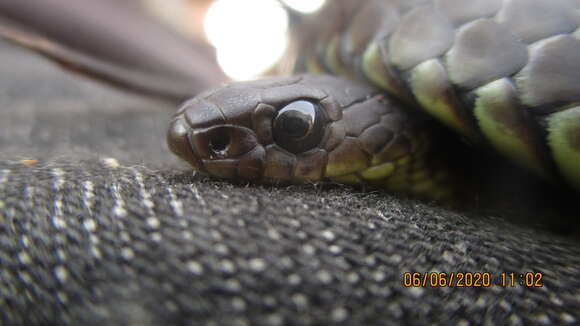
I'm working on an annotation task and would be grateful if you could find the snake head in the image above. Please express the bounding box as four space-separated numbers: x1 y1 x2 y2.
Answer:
168 74 449 198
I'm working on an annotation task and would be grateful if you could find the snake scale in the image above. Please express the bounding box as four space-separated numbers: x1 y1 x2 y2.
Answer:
166 0 580 204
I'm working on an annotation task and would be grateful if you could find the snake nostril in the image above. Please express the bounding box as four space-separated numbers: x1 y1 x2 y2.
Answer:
209 132 231 156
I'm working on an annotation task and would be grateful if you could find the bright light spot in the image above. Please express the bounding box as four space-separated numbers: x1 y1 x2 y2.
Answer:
205 0 289 80
281 0 326 13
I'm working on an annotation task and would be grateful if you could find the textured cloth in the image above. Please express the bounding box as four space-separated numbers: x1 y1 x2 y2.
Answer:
1 43 580 325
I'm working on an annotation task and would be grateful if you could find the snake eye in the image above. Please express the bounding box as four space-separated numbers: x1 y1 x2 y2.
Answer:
273 100 325 154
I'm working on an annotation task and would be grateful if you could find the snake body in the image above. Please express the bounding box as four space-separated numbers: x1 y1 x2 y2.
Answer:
168 0 580 202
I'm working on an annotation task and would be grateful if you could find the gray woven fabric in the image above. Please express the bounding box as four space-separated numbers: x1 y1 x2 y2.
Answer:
1 43 580 325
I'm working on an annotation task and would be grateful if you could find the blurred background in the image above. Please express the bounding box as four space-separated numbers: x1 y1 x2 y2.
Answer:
141 0 326 80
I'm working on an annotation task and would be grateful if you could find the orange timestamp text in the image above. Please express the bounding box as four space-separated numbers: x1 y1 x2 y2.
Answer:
402 272 544 288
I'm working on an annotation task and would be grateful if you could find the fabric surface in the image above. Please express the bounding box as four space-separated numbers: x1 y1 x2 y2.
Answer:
1 43 580 325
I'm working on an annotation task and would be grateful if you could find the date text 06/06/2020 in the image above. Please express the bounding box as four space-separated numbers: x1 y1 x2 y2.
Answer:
402 272 544 288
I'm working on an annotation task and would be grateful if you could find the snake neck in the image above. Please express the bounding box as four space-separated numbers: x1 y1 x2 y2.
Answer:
280 0 580 194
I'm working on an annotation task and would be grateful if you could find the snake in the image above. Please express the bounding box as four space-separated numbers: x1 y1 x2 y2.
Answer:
1 0 579 205
167 0 580 204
